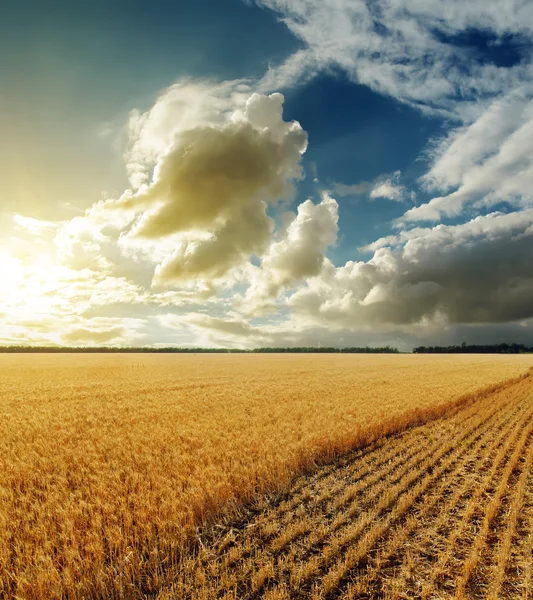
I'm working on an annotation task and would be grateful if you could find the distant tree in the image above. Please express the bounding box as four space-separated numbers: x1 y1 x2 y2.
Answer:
0 345 400 354
413 343 533 354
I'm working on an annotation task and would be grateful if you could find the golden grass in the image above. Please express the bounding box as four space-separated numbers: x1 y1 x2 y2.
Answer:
0 353 531 598
163 370 533 600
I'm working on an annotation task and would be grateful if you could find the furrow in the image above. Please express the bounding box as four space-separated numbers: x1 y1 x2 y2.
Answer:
252 414 458 532
487 437 533 600
341 392 525 599
191 433 441 599
194 381 508 571
187 410 462 597
517 471 533 600
280 387 519 600
417 390 533 598
255 433 426 542
197 426 442 574
454 413 533 599
380 391 531 599
158 377 533 600
309 396 524 600
258 401 495 598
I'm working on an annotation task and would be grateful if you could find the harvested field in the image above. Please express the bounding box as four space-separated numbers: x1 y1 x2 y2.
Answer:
160 370 533 600
0 354 531 598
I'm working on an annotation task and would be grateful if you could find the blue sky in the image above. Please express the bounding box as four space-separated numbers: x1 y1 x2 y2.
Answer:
0 0 298 217
1 0 533 349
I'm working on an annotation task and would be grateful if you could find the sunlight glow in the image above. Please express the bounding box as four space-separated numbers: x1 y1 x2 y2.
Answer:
0 249 66 320
0 250 23 293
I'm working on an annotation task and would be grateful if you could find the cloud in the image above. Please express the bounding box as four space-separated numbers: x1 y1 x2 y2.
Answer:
58 316 145 347
254 0 533 117
125 79 252 189
0 306 146 346
334 171 407 202
287 209 533 328
13 214 59 234
185 313 259 339
62 326 129 345
5 38 532 351
401 86 533 222
243 193 338 308
179 312 364 348
108 89 308 284
333 182 372 197
54 215 113 272
361 227 435 253
152 201 273 284
0 249 147 328
172 311 456 351
259 48 322 92
255 1 533 226
120 92 307 237
52 198 137 272
46 87 309 289
370 178 406 202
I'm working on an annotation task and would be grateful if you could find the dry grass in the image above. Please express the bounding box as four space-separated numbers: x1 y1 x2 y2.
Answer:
0 353 531 598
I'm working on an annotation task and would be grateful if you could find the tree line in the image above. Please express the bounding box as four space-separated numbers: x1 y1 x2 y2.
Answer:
0 345 400 354
413 343 533 354
2 343 531 354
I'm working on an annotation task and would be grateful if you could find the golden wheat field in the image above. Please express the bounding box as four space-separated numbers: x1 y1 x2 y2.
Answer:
166 371 533 600
0 354 532 599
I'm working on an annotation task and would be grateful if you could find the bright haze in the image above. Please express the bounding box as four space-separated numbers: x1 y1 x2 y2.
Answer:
1 0 533 350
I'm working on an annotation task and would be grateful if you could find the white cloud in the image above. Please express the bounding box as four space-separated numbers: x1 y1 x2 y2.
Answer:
5 34 533 350
125 79 252 189
185 313 260 340
284 209 533 331
370 172 406 201
335 171 407 202
152 201 273 284
52 196 138 272
242 193 338 310
254 0 533 225
259 48 322 92
106 89 308 285
402 86 533 222
54 215 113 272
61 317 145 346
254 0 533 117
13 214 59 234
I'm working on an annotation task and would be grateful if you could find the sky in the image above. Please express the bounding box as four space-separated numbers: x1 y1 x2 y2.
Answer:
1 0 533 350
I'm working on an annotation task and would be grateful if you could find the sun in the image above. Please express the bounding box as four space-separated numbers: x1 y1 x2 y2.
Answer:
0 248 62 321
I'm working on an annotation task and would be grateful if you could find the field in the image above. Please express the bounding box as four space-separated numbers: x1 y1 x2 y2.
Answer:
0 354 532 599
167 370 533 600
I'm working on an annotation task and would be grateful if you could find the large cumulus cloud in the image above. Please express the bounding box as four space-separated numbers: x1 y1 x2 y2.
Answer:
152 201 273 283
110 88 308 284
125 79 252 189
